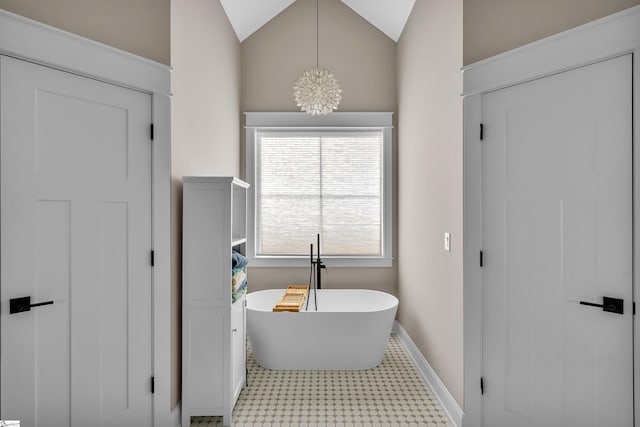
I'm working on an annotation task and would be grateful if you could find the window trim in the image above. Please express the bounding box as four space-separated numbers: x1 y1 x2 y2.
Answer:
245 112 393 268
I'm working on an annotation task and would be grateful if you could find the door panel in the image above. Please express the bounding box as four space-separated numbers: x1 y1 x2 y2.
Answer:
35 200 72 426
482 55 633 427
1 55 153 426
231 298 245 400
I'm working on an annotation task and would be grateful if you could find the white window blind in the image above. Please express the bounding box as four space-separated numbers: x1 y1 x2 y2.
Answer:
257 131 383 257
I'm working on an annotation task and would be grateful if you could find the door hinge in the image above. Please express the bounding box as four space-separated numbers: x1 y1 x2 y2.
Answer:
480 250 484 267
634 302 636 315
151 376 155 394
480 123 484 141
151 250 155 267
150 123 154 141
480 377 485 395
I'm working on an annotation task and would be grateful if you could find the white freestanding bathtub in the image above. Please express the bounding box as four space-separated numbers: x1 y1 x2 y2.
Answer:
246 289 398 370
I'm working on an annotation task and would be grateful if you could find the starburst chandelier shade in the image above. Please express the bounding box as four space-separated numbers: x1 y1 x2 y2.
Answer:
293 67 342 115
293 0 342 115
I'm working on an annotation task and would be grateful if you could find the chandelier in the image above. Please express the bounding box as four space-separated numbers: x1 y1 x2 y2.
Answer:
293 0 342 115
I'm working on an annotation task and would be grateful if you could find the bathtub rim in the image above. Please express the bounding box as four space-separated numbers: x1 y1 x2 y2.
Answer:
246 288 399 313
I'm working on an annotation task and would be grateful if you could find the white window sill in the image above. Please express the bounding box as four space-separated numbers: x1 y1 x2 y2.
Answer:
248 256 393 268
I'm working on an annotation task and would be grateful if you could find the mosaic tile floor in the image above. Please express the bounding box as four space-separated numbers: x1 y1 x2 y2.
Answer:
189 334 453 426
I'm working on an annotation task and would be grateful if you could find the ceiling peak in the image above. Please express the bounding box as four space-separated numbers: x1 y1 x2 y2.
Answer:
219 0 416 43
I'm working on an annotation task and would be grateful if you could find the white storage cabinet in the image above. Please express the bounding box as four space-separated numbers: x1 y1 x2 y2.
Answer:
181 177 249 427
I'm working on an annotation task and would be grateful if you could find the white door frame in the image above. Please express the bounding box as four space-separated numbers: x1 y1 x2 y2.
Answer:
0 9 173 427
462 5 640 427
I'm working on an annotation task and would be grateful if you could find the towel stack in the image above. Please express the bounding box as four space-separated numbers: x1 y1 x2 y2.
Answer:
231 250 248 303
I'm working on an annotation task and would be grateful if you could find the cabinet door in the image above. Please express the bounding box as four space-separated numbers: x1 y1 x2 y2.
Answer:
231 296 245 403
184 308 226 410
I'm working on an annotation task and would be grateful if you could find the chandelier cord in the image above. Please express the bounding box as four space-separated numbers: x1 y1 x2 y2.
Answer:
316 0 319 69
293 0 341 115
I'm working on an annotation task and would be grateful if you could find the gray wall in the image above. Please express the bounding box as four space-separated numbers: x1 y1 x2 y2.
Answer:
241 0 398 296
397 0 464 406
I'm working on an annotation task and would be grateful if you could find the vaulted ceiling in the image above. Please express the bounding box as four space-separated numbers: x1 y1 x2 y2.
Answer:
219 0 416 42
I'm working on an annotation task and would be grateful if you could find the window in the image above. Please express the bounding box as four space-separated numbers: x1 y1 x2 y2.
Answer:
246 112 392 267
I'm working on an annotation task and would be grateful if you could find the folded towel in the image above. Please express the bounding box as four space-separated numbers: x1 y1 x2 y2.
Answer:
236 280 247 294
232 271 246 293
232 290 246 304
232 270 246 286
232 250 248 269
232 281 247 303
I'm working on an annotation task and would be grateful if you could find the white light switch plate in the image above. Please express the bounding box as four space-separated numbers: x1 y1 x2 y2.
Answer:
444 232 451 252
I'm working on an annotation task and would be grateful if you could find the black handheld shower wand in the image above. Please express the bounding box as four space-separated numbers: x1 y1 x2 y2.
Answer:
306 242 318 311
316 234 322 290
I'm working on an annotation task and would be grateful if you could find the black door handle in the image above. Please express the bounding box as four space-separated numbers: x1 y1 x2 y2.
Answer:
579 296 623 315
9 296 54 314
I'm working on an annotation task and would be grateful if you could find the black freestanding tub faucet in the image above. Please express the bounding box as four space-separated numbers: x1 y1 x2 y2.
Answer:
315 234 326 289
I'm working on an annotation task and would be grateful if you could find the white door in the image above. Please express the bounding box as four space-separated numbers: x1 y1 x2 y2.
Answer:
482 54 633 427
0 56 153 426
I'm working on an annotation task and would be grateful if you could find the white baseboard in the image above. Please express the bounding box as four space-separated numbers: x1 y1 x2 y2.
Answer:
171 402 181 427
393 321 463 427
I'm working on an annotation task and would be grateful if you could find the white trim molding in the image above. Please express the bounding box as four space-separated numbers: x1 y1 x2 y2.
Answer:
0 8 174 427
0 9 170 95
463 5 640 427
463 5 640 96
171 402 182 427
463 6 640 96
393 322 463 427
245 111 393 128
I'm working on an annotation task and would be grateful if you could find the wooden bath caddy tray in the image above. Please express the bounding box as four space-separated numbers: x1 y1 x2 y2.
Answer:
273 286 309 312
